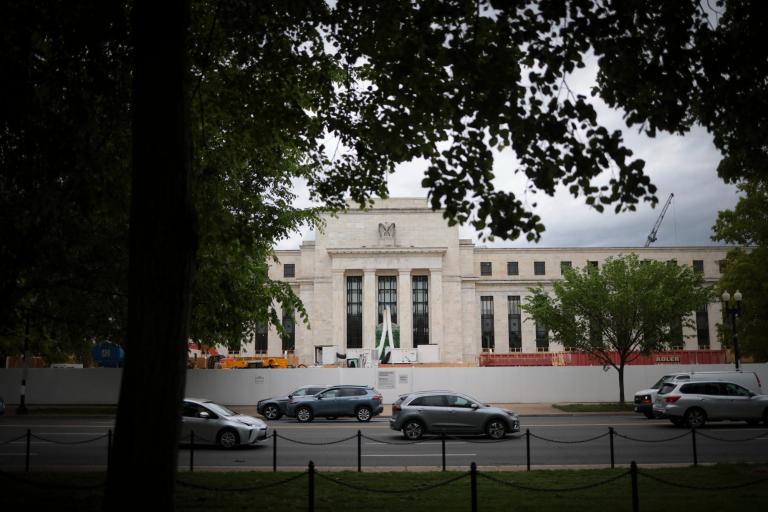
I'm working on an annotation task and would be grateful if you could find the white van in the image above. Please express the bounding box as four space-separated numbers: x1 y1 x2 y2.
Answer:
633 370 762 418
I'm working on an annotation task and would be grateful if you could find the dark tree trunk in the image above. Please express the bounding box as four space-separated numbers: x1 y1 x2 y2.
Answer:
617 364 625 404
105 1 194 509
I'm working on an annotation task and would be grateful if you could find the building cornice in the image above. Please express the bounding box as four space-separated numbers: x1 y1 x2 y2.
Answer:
327 247 448 256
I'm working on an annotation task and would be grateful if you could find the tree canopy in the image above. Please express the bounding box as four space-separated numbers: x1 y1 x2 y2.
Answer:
523 255 712 402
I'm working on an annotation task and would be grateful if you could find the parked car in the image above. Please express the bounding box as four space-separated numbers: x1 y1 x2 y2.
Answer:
389 391 521 440
653 380 768 428
257 385 328 420
181 398 269 448
634 371 762 419
285 385 383 423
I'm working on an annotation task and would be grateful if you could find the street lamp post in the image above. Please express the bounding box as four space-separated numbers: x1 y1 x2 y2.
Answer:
721 290 743 370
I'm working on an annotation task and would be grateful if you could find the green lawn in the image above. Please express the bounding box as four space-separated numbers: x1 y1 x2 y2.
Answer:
553 403 635 413
1 464 767 511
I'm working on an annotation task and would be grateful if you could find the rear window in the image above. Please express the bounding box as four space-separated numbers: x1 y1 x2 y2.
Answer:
658 383 677 395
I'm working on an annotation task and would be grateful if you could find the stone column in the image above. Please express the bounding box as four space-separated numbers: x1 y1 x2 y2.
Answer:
494 293 508 353
398 269 413 349
332 270 345 348
363 269 376 349
296 282 314 364
430 268 444 349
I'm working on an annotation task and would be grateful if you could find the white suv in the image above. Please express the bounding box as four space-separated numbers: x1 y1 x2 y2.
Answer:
654 380 768 428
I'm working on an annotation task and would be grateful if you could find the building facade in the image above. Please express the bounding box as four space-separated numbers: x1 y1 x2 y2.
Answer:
243 198 728 365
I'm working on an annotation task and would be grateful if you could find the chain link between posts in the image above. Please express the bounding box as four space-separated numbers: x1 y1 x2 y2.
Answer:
530 432 609 444
30 433 110 445
176 471 307 492
315 470 471 494
478 469 631 492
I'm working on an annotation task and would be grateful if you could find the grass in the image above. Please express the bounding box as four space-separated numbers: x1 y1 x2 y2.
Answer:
553 402 635 413
1 464 767 511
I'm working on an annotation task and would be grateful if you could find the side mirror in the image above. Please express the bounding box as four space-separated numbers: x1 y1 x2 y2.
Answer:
199 411 211 419
288 394 294 399
471 403 479 410
748 392 756 398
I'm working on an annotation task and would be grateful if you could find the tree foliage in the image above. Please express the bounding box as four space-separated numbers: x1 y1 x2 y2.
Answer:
522 255 712 401
712 180 768 360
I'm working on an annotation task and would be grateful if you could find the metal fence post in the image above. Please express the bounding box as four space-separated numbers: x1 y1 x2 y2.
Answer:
630 461 639 512
609 427 615 469
25 429 31 472
357 430 362 473
108 429 113 469
442 432 447 472
273 430 277 473
526 429 531 471
308 460 315 512
190 431 195 472
470 462 478 512
691 427 698 467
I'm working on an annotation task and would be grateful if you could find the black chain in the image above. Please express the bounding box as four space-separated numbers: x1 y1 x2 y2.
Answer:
176 471 306 492
695 429 768 443
638 470 768 490
30 433 109 445
276 432 358 445
530 432 609 444
315 470 470 494
478 470 631 492
614 430 691 443
361 434 430 445
0 469 106 490
0 433 28 446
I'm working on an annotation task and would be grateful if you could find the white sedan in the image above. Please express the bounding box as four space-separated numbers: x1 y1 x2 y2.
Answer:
181 398 269 448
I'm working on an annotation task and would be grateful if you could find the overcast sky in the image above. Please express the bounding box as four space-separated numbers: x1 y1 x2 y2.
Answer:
276 58 740 250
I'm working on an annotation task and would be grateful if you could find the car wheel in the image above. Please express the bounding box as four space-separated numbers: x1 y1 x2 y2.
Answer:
684 408 707 429
296 406 314 423
403 420 424 440
643 411 654 419
263 404 282 421
217 428 239 449
485 418 507 440
356 406 373 422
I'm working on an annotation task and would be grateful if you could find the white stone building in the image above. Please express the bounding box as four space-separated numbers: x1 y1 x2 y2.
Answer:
242 198 728 366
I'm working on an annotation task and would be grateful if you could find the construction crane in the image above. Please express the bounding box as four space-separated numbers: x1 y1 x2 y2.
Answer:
644 193 674 247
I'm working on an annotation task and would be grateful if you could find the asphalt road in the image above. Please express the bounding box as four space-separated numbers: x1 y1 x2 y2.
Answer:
1 414 767 471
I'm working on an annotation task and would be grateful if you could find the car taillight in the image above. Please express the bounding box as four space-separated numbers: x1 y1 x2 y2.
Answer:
665 395 682 403
392 403 401 413
373 394 382 401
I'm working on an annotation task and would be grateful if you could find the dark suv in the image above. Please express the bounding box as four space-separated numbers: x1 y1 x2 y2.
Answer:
285 385 384 422
257 385 328 420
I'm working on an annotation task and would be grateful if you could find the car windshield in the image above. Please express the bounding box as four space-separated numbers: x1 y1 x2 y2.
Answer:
203 402 237 417
650 375 674 389
657 383 677 395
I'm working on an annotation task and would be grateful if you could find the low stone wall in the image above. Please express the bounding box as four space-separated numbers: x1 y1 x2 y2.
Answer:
0 363 765 406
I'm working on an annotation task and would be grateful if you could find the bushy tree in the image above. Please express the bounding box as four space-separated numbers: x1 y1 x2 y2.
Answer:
523 255 712 402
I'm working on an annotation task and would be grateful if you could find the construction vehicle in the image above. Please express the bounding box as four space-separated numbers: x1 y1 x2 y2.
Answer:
644 193 674 247
216 354 299 369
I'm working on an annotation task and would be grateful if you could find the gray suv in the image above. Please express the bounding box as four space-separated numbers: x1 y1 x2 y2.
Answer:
257 385 328 420
654 380 768 428
285 385 384 422
389 391 520 440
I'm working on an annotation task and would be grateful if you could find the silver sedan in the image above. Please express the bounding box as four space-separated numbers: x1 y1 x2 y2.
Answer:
181 398 269 448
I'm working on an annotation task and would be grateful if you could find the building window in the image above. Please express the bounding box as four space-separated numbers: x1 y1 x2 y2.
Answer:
254 321 268 354
696 304 710 349
378 276 397 325
481 297 495 350
718 260 727 273
283 264 295 278
669 317 684 349
534 261 546 276
346 276 362 349
560 261 572 273
588 260 598 269
508 296 522 351
480 262 492 276
507 261 519 276
535 322 549 351
281 311 295 352
693 260 704 274
412 276 429 346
